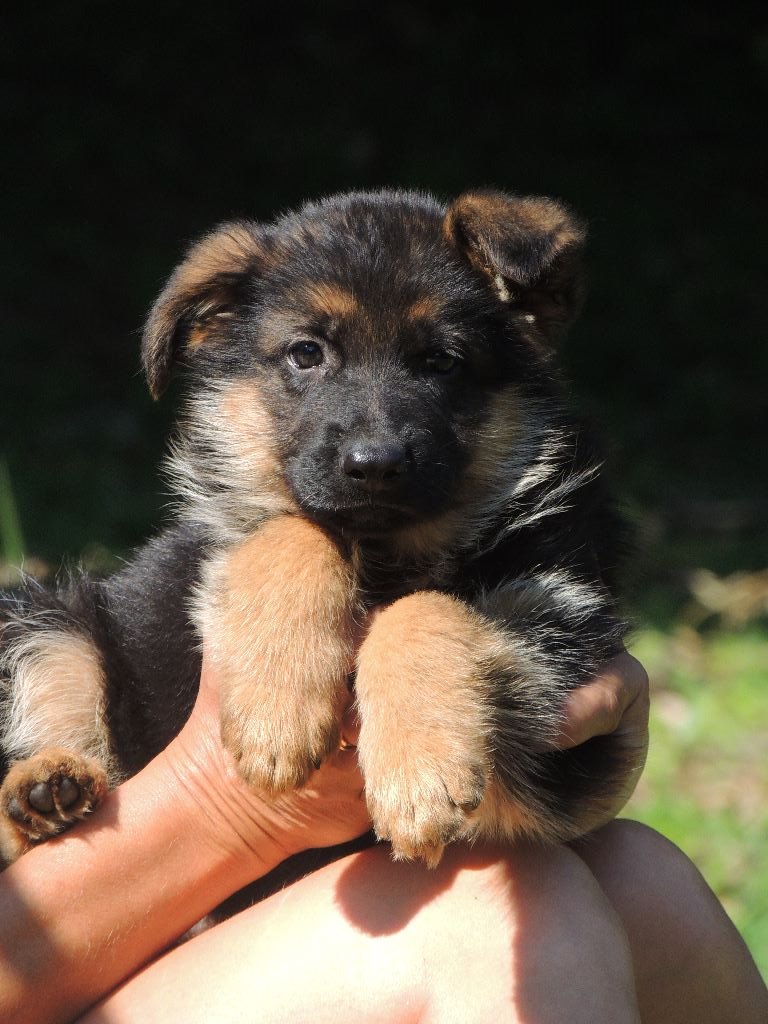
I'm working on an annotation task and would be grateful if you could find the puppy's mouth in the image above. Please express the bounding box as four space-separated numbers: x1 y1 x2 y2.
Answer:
300 501 422 538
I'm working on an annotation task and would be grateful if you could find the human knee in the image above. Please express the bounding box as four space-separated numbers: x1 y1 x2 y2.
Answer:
415 841 634 961
572 817 734 971
506 842 633 952
440 843 638 1022
577 819 711 902
336 840 630 939
577 823 768 1022
334 842 639 1022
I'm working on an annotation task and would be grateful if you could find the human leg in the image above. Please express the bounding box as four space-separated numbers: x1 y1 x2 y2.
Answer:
81 842 640 1024
573 819 768 1024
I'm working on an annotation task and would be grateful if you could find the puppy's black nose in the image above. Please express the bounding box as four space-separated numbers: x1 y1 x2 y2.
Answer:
341 442 409 489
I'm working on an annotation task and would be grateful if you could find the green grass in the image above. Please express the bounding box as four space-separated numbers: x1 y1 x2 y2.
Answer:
624 626 768 978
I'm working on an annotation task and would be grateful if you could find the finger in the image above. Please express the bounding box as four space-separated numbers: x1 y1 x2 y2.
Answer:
340 703 361 747
556 652 649 749
318 703 360 773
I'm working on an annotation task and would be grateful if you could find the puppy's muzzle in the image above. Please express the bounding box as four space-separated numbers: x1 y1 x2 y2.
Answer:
340 440 412 494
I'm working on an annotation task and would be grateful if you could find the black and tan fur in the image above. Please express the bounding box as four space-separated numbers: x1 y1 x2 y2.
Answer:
0 189 643 866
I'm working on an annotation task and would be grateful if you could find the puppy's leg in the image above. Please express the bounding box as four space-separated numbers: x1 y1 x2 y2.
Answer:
0 617 115 864
200 517 357 793
356 576 641 865
355 592 497 866
0 748 108 863
471 573 644 844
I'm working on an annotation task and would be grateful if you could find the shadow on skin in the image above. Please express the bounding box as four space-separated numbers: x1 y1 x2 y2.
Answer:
333 839 515 937
334 835 641 1022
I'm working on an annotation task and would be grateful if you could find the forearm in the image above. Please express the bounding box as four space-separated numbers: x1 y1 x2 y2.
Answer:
0 744 283 1024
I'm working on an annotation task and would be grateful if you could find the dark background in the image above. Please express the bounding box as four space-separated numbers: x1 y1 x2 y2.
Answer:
3 2 767 619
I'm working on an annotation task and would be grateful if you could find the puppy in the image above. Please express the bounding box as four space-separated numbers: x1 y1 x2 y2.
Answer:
0 189 643 867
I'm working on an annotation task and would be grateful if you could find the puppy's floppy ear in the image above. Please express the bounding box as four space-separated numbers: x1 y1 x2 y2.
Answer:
444 189 586 340
142 221 267 399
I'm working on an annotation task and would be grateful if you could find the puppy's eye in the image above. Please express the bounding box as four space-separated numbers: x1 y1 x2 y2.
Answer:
288 341 324 369
422 350 459 374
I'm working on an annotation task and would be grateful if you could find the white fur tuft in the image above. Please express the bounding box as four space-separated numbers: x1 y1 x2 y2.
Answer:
0 627 115 779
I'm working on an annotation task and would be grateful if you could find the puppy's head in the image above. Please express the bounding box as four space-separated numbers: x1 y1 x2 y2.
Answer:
143 190 585 546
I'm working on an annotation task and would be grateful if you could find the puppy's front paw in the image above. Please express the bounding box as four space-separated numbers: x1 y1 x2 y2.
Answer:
365 750 486 867
356 592 495 866
220 689 341 793
0 747 108 862
199 517 357 795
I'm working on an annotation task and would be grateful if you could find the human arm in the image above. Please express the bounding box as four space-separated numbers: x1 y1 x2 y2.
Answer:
0 658 369 1024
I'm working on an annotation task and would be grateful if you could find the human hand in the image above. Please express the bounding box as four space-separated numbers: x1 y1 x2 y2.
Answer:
165 649 648 877
165 653 371 874
554 651 650 827
555 651 650 750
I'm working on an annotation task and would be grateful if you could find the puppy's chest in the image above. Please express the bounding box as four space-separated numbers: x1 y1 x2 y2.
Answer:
353 544 461 608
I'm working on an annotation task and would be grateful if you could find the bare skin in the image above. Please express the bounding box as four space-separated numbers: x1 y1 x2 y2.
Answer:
0 653 765 1023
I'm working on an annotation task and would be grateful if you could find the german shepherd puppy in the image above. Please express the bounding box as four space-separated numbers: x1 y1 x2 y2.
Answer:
0 189 641 867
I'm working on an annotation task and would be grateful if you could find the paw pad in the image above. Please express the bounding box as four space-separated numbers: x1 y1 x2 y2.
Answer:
27 776 80 814
0 748 108 859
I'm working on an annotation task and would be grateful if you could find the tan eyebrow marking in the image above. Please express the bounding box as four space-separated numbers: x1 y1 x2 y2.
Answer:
304 281 358 318
406 294 444 321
